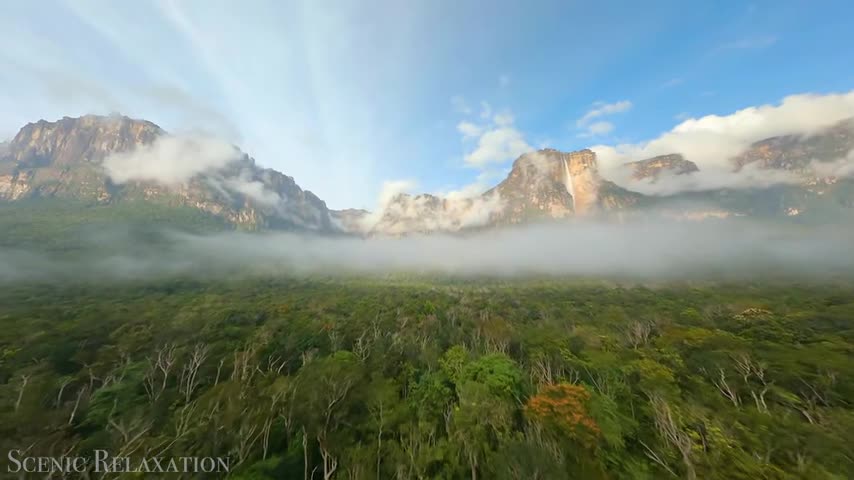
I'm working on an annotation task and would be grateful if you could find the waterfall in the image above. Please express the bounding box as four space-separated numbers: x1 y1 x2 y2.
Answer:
563 156 575 210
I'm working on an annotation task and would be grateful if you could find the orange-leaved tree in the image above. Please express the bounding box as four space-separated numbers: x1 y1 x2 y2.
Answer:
525 383 600 448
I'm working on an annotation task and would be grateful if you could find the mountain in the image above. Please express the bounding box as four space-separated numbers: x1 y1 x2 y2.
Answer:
488 149 642 221
362 119 854 234
617 117 854 219
355 149 644 235
732 118 854 172
330 208 371 232
2 114 853 239
624 154 699 180
0 115 334 231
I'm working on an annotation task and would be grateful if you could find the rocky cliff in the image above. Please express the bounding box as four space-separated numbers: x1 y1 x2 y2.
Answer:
359 148 643 235
732 118 854 172
487 148 641 222
3 113 852 237
624 154 699 180
615 117 854 218
0 115 334 231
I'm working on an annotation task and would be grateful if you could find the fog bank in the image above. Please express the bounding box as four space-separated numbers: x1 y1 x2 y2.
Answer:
2 218 854 282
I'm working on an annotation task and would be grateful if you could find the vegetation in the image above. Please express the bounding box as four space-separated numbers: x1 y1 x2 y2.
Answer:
0 199 231 252
1 278 853 478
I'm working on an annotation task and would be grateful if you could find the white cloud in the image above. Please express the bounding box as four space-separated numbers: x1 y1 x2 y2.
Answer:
611 163 804 196
8 220 854 280
812 149 854 179
592 90 854 194
465 126 532 167
104 135 240 185
359 100 528 233
662 78 683 88
457 121 483 139
356 177 505 234
104 135 288 207
377 179 417 207
220 171 282 207
357 179 416 231
576 100 631 137
364 189 505 235
579 121 614 137
577 100 632 127
454 104 533 167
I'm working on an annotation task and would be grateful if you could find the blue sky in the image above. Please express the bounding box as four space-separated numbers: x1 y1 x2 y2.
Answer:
1 0 853 209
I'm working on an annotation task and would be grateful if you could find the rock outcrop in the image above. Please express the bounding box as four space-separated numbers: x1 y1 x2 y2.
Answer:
732 118 854 172
361 148 644 235
625 154 699 180
0 115 334 231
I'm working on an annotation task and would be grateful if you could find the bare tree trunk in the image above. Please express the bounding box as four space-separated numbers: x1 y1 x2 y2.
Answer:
303 427 310 480
319 437 338 480
376 402 384 480
180 343 208 403
15 375 30 412
56 377 72 408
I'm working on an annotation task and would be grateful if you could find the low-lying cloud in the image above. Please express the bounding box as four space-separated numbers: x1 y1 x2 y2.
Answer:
610 162 807 196
357 180 505 234
2 218 854 282
104 135 286 208
104 135 241 185
593 91 854 194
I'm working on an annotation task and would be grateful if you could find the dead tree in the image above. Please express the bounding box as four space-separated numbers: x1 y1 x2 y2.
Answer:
650 395 696 480
143 343 177 402
625 320 653 349
68 386 88 425
56 377 73 408
232 417 261 467
266 355 288 374
353 329 373 363
231 344 258 386
15 374 31 412
179 343 209 403
318 440 339 480
108 414 153 459
708 368 741 408
733 353 771 414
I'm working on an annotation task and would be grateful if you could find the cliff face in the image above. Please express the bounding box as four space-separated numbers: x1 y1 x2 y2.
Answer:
7 115 162 168
0 115 334 231
5 113 852 237
625 154 699 180
488 149 575 223
732 118 854 172
489 148 641 222
360 148 644 235
613 118 854 218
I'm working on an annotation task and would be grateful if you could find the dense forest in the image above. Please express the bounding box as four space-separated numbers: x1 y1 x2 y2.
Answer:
1 278 853 478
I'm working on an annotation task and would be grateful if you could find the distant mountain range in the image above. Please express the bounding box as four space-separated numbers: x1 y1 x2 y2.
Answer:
1 114 853 236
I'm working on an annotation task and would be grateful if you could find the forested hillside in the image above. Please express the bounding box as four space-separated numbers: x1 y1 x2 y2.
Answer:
2 279 852 478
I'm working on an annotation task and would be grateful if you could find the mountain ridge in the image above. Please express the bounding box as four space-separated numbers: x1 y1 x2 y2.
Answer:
2 114 854 236
0 114 334 232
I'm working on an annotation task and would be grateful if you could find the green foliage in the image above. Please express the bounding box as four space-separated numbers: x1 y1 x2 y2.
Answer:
1 279 853 478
